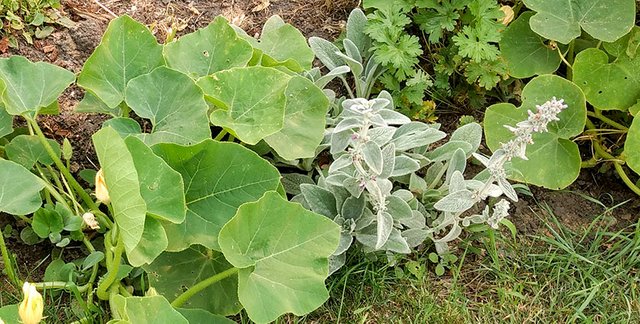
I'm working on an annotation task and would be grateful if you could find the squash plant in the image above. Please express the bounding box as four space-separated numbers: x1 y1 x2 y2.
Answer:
483 0 640 195
0 15 341 323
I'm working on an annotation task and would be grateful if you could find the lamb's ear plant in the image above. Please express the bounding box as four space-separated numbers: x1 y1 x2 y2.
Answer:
0 15 342 324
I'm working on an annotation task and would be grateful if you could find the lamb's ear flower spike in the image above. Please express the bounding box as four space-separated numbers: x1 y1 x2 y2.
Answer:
95 168 110 204
18 282 44 324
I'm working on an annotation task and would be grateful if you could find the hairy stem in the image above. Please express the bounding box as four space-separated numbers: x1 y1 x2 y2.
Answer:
0 227 19 286
97 234 124 300
587 111 628 131
171 267 240 308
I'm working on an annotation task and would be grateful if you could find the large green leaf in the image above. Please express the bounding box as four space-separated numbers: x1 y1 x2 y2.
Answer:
0 159 44 215
625 116 640 175
152 140 281 251
124 136 185 223
499 12 561 78
144 246 241 316
78 15 164 108
523 0 635 44
0 106 12 137
111 295 188 324
0 304 19 324
125 66 211 145
219 191 340 324
484 75 586 189
572 48 640 111
236 16 314 72
0 56 74 117
199 66 288 145
177 309 235 324
264 76 328 160
163 16 253 79
5 135 61 169
127 217 168 267
93 127 147 254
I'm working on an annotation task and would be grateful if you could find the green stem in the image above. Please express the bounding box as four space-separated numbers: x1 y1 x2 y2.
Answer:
27 118 98 211
32 281 90 293
213 129 228 141
613 163 640 196
0 227 19 286
171 267 239 308
97 234 123 300
587 111 628 131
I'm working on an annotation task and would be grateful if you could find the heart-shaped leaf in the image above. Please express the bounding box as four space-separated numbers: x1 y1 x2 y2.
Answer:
0 56 74 117
263 76 329 160
126 217 168 267
164 16 253 79
484 75 586 189
5 135 61 169
78 15 164 108
0 159 44 215
499 12 561 78
125 66 211 145
152 140 281 251
111 295 188 324
199 66 288 145
572 48 640 111
93 127 147 254
219 191 339 324
144 246 241 316
523 0 636 44
625 116 640 175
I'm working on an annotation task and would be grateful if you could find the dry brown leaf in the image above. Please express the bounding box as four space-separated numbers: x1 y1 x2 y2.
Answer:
252 0 270 12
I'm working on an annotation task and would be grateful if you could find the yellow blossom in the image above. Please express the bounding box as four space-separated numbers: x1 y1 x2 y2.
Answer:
95 168 110 204
18 282 43 324
499 5 514 26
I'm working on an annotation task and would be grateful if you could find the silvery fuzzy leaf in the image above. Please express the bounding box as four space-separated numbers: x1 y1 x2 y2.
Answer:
281 173 314 195
290 194 309 209
355 207 375 231
300 183 338 218
303 67 322 81
409 173 427 194
334 117 362 133
434 190 475 213
368 127 396 146
434 222 463 243
391 156 420 177
343 38 362 64
343 176 365 198
315 65 350 89
328 253 346 276
375 211 394 249
391 122 446 151
447 171 466 193
329 184 352 211
377 178 393 197
472 168 491 182
404 152 430 167
435 242 449 254
341 195 365 220
330 129 353 154
445 148 467 185
325 172 351 187
369 98 390 111
461 214 486 227
450 123 482 157
424 161 445 188
379 143 396 179
309 36 342 70
498 176 518 201
335 232 354 255
362 141 384 175
329 153 352 173
392 189 414 202
335 50 363 76
472 152 490 167
381 228 411 254
346 8 370 56
425 141 473 162
378 109 411 125
369 113 387 127
466 180 502 198
386 195 413 221
323 89 336 104
401 210 427 229
402 228 429 248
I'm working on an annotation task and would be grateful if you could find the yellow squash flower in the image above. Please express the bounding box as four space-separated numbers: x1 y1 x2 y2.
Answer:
18 282 43 324
95 168 110 204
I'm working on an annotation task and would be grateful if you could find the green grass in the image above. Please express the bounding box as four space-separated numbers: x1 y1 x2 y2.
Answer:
306 198 640 323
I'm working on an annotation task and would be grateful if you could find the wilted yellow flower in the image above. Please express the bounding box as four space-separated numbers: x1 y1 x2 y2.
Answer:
95 169 110 204
82 212 100 230
499 5 514 26
18 282 43 324
1 317 5 324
